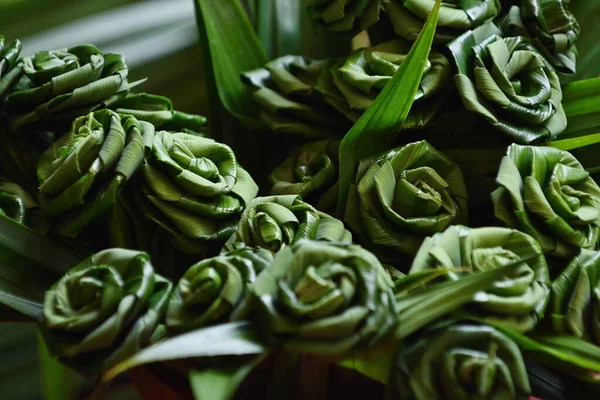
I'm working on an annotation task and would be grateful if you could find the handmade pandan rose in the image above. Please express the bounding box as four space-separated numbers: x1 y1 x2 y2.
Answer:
550 249 600 344
37 110 154 237
242 55 349 139
0 35 22 98
137 131 259 254
5 45 135 131
303 0 382 33
166 246 274 333
389 322 531 400
330 38 450 128
40 249 173 372
269 140 340 213
410 225 550 332
383 0 501 43
492 144 600 257
500 1 580 74
252 240 396 355
344 140 468 261
223 195 352 253
448 22 567 144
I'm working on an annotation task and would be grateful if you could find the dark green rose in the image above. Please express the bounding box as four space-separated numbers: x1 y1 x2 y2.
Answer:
550 249 600 344
253 240 396 355
500 2 580 74
40 248 172 372
410 225 550 332
166 246 274 333
304 0 382 33
269 139 340 213
389 323 531 400
383 0 501 43
344 140 468 262
242 55 349 139
5 45 134 131
330 38 451 128
492 144 600 258
114 93 207 132
0 36 22 98
37 110 153 237
223 195 352 253
448 22 567 144
136 131 259 254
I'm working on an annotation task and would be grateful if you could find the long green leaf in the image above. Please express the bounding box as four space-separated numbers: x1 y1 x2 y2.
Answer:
336 0 442 217
102 321 267 382
190 355 265 400
194 0 268 123
0 216 82 320
38 331 79 400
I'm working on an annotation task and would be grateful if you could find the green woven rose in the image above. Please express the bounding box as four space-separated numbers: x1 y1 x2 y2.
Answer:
304 0 382 33
389 323 531 400
269 140 340 213
242 55 349 139
411 225 550 332
37 110 153 237
0 178 39 225
492 144 600 258
253 240 396 355
448 22 567 144
166 246 274 334
136 131 259 255
500 2 580 74
331 39 450 127
383 0 501 43
223 195 352 253
0 36 22 98
114 93 207 132
344 140 468 262
40 248 173 372
5 45 134 131
550 249 600 344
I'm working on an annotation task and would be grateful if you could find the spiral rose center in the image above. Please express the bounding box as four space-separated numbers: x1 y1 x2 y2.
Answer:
180 266 223 306
69 276 103 311
392 168 446 218
279 262 357 320
471 247 521 272
189 157 220 182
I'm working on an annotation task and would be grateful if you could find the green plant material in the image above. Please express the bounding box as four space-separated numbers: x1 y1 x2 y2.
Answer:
330 38 451 129
550 249 600 344
39 248 173 374
166 246 274 334
337 0 442 217
389 322 531 400
269 139 341 213
410 225 550 332
252 240 396 356
37 330 79 400
383 0 500 43
134 131 259 255
499 1 580 74
448 21 567 144
493 325 600 384
242 55 349 138
113 93 207 132
194 0 268 124
304 0 382 33
37 110 153 238
0 215 81 320
190 355 266 400
492 144 600 258
570 0 600 81
344 140 468 262
223 195 352 253
0 178 39 226
553 77 600 143
102 321 267 382
4 45 137 132
0 36 22 98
